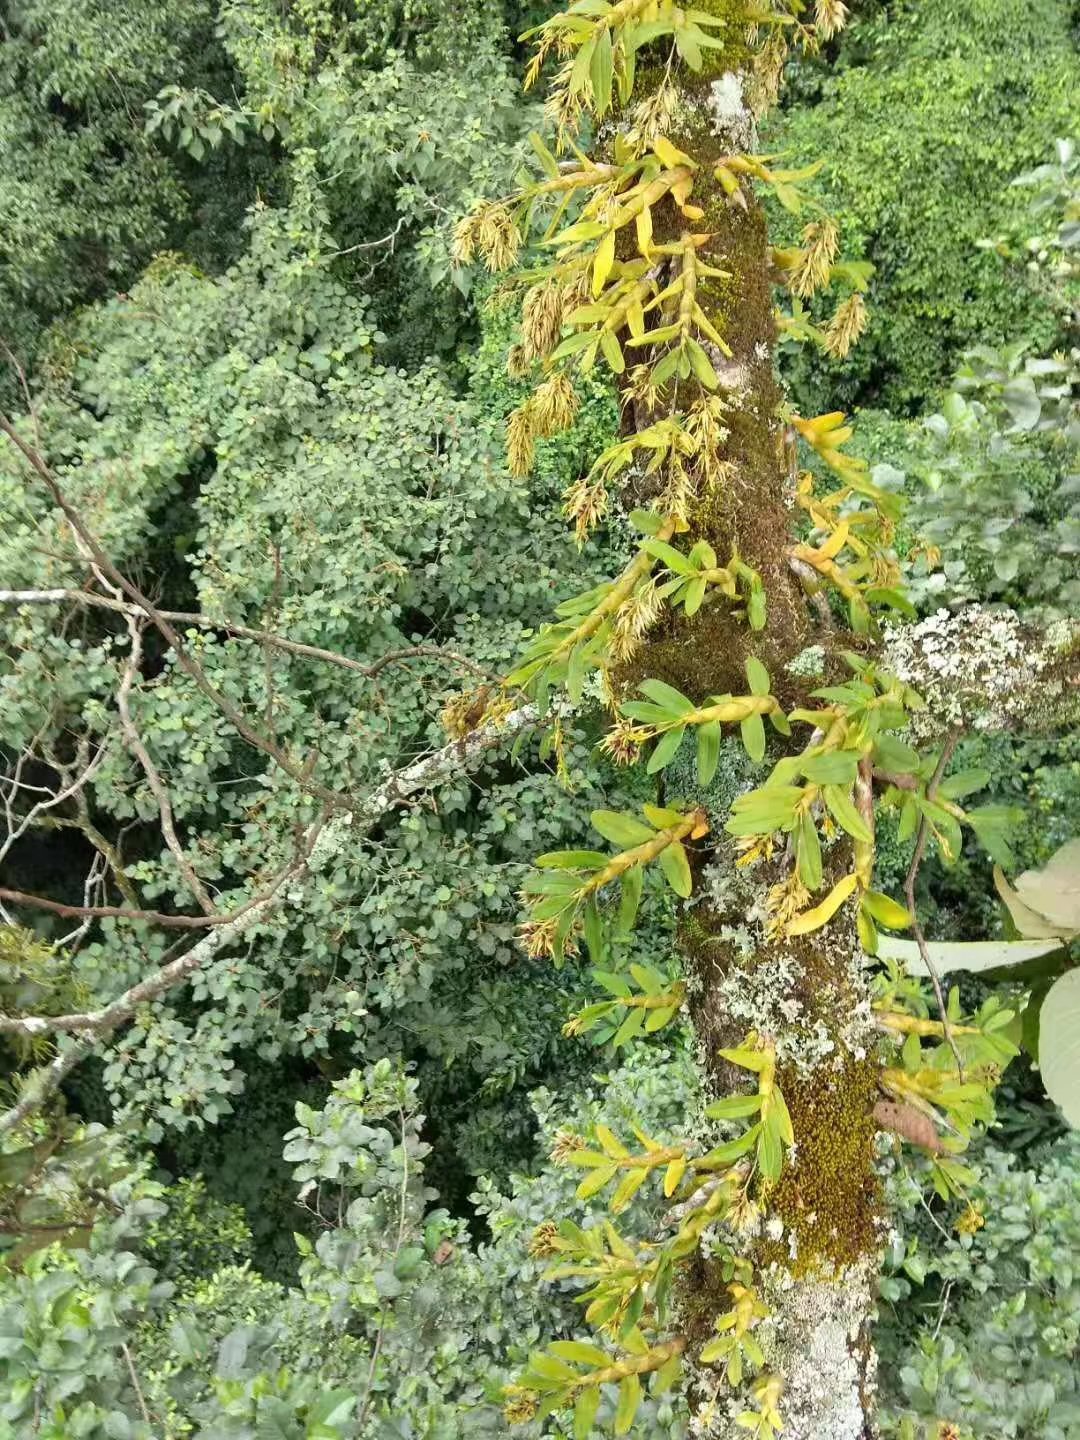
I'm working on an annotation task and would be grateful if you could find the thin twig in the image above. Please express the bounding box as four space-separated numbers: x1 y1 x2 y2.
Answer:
116 614 216 915
903 730 965 1079
121 1343 152 1427
0 588 494 684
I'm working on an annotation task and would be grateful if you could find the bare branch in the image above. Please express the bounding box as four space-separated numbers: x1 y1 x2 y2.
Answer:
0 588 494 685
115 614 216 915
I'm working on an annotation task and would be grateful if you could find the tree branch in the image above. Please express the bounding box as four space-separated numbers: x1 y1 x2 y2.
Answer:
0 415 354 812
0 587 494 685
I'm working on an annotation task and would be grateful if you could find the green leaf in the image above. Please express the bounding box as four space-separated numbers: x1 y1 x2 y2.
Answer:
551 1339 610 1368
576 1163 617 1199
574 1386 602 1440
643 803 684 827
938 768 991 801
697 720 722 786
648 725 686 773
639 678 695 715
726 785 804 837
797 810 822 891
613 1005 646 1048
643 538 695 575
757 1115 783 1181
823 784 872 842
802 751 859 785
686 336 718 388
615 1373 643 1434
1034 968 1080 1127
529 130 559 178
583 896 604 964
592 810 655 847
617 866 644 935
741 712 766 763
747 582 766 631
705 1092 764 1120
658 839 693 898
589 26 614 114
873 734 921 774
745 657 770 696
629 509 665 535
536 850 608 869
684 575 708 616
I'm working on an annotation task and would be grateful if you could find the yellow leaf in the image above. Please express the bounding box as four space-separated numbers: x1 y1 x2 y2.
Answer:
653 137 696 169
787 872 859 936
596 1124 630 1159
593 229 616 297
817 522 849 561
636 205 653 257
663 1154 687 1196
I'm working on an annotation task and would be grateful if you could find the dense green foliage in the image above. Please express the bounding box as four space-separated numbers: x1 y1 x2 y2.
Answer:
0 0 1078 1436
777 0 1080 413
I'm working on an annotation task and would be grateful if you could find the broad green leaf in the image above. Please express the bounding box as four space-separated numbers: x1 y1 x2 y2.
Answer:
648 725 686 773
745 656 770 696
551 1339 610 1367
697 719 722 785
574 1386 602 1440
639 678 695 715
802 751 859 785
576 1163 617 1199
583 896 604 964
1035 968 1080 1128
642 803 685 828
643 538 695 575
615 1373 643 1434
797 810 822 891
536 850 608 869
740 712 766 763
938 768 991 801
823 784 872 843
704 1093 764 1120
589 25 614 115
873 734 921 774
591 810 655 847
613 1004 646 1047
659 839 693 897
726 785 804 837
617 866 644 935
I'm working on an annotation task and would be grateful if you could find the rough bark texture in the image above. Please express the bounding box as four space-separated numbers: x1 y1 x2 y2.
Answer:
617 58 882 1440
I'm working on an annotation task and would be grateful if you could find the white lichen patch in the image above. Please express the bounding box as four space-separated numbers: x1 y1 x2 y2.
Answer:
760 1259 877 1440
883 606 1079 742
699 854 875 1072
683 1261 877 1440
707 71 755 151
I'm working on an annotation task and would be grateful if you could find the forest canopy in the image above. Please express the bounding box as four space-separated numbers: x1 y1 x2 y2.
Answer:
0 2 1078 1439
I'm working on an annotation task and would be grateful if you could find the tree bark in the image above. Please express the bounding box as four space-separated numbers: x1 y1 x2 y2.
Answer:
615 62 882 1440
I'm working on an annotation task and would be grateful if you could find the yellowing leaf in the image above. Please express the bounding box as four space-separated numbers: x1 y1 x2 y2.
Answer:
653 136 697 169
862 890 911 931
593 228 616 297
787 872 859 936
664 1154 687 1196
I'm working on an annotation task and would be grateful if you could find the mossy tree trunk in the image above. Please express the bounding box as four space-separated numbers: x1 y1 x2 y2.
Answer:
476 8 1041 1438
618 64 882 1440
